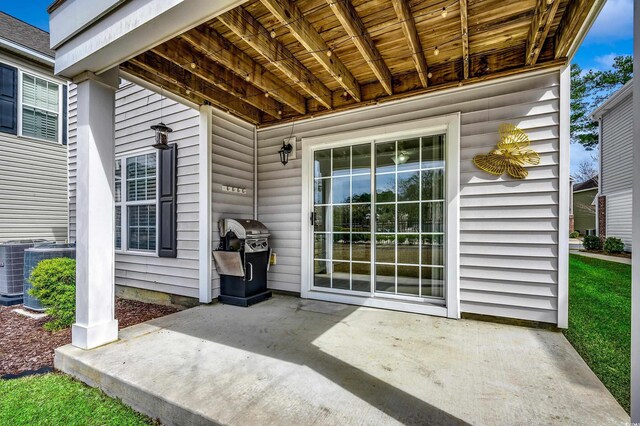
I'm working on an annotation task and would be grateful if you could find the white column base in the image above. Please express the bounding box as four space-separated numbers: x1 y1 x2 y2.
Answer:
72 319 119 350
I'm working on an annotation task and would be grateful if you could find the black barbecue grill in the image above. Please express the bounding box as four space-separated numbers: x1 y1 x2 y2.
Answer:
213 218 272 307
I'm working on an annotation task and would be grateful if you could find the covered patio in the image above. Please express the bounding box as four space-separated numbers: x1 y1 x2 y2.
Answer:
55 295 628 425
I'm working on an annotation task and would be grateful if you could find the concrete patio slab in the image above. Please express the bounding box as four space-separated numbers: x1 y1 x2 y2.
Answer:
55 295 628 425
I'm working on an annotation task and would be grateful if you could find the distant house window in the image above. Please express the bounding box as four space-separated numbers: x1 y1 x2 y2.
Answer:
115 152 158 253
20 73 61 143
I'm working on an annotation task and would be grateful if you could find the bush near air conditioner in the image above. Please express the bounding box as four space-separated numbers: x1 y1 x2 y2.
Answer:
603 237 625 254
28 258 76 331
569 231 580 238
582 235 602 251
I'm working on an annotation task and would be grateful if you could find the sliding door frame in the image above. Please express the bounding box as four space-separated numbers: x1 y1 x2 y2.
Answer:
301 113 460 318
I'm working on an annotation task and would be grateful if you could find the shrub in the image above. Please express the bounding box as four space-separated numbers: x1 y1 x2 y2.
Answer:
569 231 580 238
604 237 625 254
28 258 76 331
582 235 602 251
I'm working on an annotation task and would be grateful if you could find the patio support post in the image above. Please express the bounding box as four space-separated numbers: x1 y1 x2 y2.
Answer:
198 105 213 303
631 0 639 420
72 68 119 350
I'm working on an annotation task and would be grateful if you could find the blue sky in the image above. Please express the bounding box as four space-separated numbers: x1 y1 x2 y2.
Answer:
1 0 634 175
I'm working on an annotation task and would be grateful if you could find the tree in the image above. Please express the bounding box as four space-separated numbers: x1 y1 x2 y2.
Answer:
572 158 598 183
570 55 633 150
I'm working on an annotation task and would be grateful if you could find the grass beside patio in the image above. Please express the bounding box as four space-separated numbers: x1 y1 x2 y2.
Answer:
0 373 153 425
565 254 631 413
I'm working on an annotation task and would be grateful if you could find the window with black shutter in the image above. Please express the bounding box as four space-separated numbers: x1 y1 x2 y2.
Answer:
0 63 17 135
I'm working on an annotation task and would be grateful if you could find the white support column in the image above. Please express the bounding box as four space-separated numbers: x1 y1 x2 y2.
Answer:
198 105 213 303
72 68 119 350
557 65 571 329
631 0 639 420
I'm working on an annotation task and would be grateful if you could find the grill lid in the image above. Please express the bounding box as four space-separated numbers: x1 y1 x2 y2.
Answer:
219 218 270 239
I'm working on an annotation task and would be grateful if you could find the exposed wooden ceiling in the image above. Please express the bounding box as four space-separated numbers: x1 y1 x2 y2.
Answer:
122 0 594 127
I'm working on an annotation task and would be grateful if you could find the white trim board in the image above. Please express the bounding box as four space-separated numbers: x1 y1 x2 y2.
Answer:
300 113 461 319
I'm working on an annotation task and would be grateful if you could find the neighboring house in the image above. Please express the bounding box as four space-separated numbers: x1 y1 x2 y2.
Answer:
572 177 598 235
0 12 68 242
47 0 603 351
591 80 634 251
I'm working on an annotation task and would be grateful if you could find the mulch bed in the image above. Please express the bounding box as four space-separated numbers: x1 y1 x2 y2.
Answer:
0 298 180 378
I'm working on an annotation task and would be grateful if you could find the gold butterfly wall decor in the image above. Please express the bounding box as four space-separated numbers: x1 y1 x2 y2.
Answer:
473 124 540 179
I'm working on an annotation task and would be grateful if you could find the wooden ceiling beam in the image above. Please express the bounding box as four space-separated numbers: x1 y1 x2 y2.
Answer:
391 0 429 87
218 6 332 109
555 0 596 59
152 39 283 119
460 0 470 80
181 25 306 114
326 0 393 95
127 52 261 124
260 0 362 101
526 0 561 65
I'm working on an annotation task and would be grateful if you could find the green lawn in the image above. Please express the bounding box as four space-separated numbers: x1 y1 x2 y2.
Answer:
565 254 631 413
0 374 153 425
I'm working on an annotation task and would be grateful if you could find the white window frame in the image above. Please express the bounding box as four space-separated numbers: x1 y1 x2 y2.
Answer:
301 113 460 319
17 69 64 144
115 149 159 256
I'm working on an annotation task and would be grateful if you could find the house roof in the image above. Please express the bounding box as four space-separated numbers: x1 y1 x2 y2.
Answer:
573 177 598 192
590 79 633 120
0 12 54 59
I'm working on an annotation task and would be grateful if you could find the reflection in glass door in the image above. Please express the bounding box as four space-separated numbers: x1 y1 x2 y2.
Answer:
313 144 372 293
312 134 446 301
374 135 445 299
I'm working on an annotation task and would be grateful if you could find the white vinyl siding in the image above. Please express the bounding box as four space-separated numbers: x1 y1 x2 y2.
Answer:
210 109 255 296
69 82 201 298
0 133 68 242
601 94 633 195
606 190 632 251
258 70 561 324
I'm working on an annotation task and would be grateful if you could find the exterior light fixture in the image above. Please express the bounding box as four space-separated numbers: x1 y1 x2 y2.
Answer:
441 7 447 18
278 140 293 166
151 122 173 150
434 46 440 56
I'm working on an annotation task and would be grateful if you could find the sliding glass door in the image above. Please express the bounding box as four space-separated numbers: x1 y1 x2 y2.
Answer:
312 134 446 301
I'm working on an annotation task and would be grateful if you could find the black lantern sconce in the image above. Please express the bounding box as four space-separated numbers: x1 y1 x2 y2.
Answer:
151 122 173 150
278 140 293 166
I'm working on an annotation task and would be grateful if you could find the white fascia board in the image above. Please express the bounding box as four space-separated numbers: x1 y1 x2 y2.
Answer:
0 38 55 66
52 0 246 78
49 0 127 49
590 79 634 120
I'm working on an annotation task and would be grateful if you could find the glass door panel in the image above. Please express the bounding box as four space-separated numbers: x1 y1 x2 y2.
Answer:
313 144 372 293
374 134 446 299
312 134 445 300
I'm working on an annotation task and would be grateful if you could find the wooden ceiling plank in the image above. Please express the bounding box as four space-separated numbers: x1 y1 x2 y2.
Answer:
326 0 393 95
460 0 470 79
182 25 306 114
218 6 333 109
121 63 207 105
391 0 429 87
526 0 561 65
127 53 261 124
152 39 283 119
260 0 362 101
555 0 596 59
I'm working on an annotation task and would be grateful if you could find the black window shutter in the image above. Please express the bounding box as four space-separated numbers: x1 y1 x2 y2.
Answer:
158 143 178 257
0 63 17 135
62 85 68 145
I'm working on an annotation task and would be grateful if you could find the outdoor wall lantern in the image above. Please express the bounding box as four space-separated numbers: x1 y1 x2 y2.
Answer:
278 140 293 166
151 122 173 150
